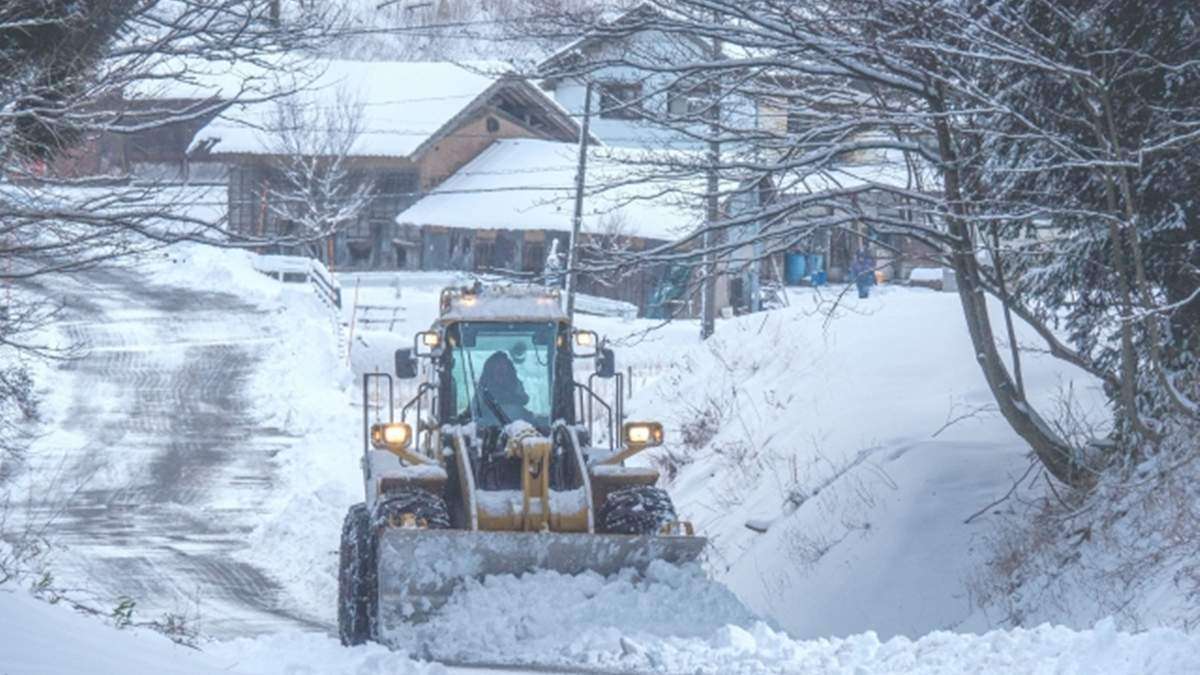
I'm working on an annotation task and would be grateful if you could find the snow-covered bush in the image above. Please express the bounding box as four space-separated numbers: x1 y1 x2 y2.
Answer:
972 422 1200 631
0 362 37 461
0 309 46 587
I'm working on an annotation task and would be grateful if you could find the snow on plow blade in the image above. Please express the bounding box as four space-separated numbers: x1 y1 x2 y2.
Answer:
375 529 706 628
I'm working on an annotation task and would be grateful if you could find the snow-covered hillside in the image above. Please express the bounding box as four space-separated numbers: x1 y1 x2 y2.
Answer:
627 286 1110 640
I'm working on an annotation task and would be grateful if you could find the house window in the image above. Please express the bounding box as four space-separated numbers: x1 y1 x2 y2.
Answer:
348 240 372 265
523 242 545 273
667 81 715 118
598 82 643 120
228 165 259 234
474 240 496 271
372 170 419 219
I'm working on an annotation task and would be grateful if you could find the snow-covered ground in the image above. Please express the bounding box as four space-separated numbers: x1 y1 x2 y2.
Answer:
630 286 1109 640
8 575 1200 675
8 244 1198 674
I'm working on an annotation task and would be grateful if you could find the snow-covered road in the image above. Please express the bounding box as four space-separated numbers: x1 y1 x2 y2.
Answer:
13 266 325 636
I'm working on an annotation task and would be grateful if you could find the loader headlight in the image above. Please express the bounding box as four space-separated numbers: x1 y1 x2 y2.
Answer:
415 331 441 357
370 422 413 451
572 330 598 358
623 422 664 449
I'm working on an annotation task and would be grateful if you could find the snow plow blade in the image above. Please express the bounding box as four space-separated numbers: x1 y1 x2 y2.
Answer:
375 529 706 629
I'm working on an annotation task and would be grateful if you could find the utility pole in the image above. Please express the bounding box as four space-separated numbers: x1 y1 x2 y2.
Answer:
565 81 593 323
701 30 721 340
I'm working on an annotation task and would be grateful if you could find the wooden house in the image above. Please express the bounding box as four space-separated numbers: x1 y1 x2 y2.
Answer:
187 61 587 270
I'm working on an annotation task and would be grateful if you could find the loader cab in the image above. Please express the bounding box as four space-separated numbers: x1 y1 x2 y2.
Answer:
388 284 620 461
439 320 576 432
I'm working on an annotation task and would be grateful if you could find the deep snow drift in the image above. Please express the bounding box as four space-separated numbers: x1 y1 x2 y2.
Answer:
629 286 1110 640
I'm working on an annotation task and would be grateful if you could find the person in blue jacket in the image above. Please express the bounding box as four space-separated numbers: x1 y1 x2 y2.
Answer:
850 247 876 299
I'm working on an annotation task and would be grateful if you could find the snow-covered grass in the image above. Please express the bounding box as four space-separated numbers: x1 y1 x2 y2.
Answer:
139 244 283 303
970 442 1200 633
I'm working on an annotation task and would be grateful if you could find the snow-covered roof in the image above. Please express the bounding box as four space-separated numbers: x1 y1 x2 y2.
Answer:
124 55 283 101
395 139 704 242
188 60 511 159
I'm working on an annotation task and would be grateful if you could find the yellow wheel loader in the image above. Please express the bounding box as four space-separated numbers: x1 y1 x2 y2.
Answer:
338 284 705 646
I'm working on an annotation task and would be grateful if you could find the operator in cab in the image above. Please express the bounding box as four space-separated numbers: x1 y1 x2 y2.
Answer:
474 351 538 426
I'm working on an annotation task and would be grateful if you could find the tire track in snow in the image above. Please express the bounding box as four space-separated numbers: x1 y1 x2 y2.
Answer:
15 266 327 637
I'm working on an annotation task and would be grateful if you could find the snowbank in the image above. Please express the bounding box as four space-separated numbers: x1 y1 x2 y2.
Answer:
0 588 229 675
629 287 1110 640
137 244 284 304
0 587 443 675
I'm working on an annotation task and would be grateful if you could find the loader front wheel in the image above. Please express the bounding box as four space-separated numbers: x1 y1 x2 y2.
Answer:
372 488 451 530
599 486 678 535
338 503 376 646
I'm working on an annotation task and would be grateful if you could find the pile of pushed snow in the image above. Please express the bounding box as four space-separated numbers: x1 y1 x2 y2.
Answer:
369 560 1200 673
628 287 1109 640
611 619 1200 675
384 561 757 666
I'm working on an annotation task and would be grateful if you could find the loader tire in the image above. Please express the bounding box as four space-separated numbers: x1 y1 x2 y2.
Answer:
599 486 678 535
372 488 451 530
338 503 376 646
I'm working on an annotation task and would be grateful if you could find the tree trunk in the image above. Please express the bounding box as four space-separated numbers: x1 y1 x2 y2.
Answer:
930 97 1085 486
